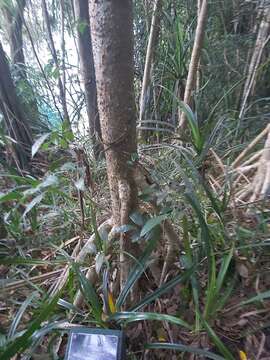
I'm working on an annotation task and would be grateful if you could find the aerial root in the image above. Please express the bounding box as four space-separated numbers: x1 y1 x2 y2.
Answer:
70 218 113 309
233 126 270 203
72 265 98 312
209 125 270 206
48 219 112 303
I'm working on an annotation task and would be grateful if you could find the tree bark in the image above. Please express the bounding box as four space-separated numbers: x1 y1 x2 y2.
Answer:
138 0 162 139
89 0 138 287
239 3 270 119
178 0 208 130
74 0 102 158
3 0 26 79
3 0 41 129
0 41 33 172
41 0 71 127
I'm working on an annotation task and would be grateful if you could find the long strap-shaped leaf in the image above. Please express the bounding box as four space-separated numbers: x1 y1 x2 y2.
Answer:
71 263 103 323
200 315 235 360
130 266 195 312
109 312 191 330
145 343 225 360
116 227 160 308
8 292 37 339
0 292 60 360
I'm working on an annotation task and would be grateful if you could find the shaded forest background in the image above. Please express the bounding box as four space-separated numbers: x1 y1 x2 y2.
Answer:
0 0 270 359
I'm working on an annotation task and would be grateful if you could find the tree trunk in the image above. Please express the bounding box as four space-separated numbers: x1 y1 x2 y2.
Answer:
178 0 208 130
0 41 33 172
89 0 138 287
2 0 41 127
41 0 71 126
239 3 270 119
3 0 26 79
138 0 162 140
74 0 102 158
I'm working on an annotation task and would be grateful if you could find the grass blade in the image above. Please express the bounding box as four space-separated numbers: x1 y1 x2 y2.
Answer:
200 316 235 360
0 257 66 266
216 247 234 294
145 343 225 360
130 267 195 312
110 312 191 330
140 215 168 237
238 290 270 306
8 292 37 339
117 227 160 308
71 263 102 323
0 292 61 359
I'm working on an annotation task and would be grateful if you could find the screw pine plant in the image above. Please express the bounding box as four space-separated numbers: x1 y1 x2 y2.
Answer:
1 0 270 359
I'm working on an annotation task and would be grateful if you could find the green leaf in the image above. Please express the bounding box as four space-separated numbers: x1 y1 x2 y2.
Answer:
71 263 102 323
200 316 235 360
23 194 43 217
140 214 168 237
238 290 270 306
158 85 202 152
57 299 83 315
77 20 88 34
216 247 234 294
95 252 105 274
0 333 6 348
117 227 160 308
8 292 37 339
130 211 145 226
0 257 66 266
114 224 137 234
0 292 61 359
130 267 195 312
179 101 202 150
109 312 191 330
2 175 39 186
90 203 103 252
32 133 50 158
145 343 225 360
0 190 21 203
40 175 58 189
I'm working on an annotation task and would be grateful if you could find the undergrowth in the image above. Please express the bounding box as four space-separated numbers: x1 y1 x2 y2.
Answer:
0 123 270 360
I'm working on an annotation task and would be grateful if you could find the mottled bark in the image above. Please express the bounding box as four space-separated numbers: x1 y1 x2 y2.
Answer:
0 41 32 172
74 0 102 158
89 0 138 287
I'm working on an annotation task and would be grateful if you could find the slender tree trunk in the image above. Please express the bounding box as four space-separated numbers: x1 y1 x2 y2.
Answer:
41 0 71 127
2 0 41 127
196 0 202 93
60 0 68 121
3 0 26 79
178 0 208 130
89 0 138 288
138 0 162 139
239 4 270 119
0 41 33 172
74 0 102 158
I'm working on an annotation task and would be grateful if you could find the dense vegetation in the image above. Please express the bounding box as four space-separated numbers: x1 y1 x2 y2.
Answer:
0 0 270 359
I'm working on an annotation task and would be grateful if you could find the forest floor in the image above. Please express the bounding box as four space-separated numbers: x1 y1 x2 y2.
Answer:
0 144 270 360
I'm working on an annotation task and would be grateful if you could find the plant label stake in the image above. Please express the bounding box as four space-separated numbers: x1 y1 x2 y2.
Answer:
65 328 126 360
